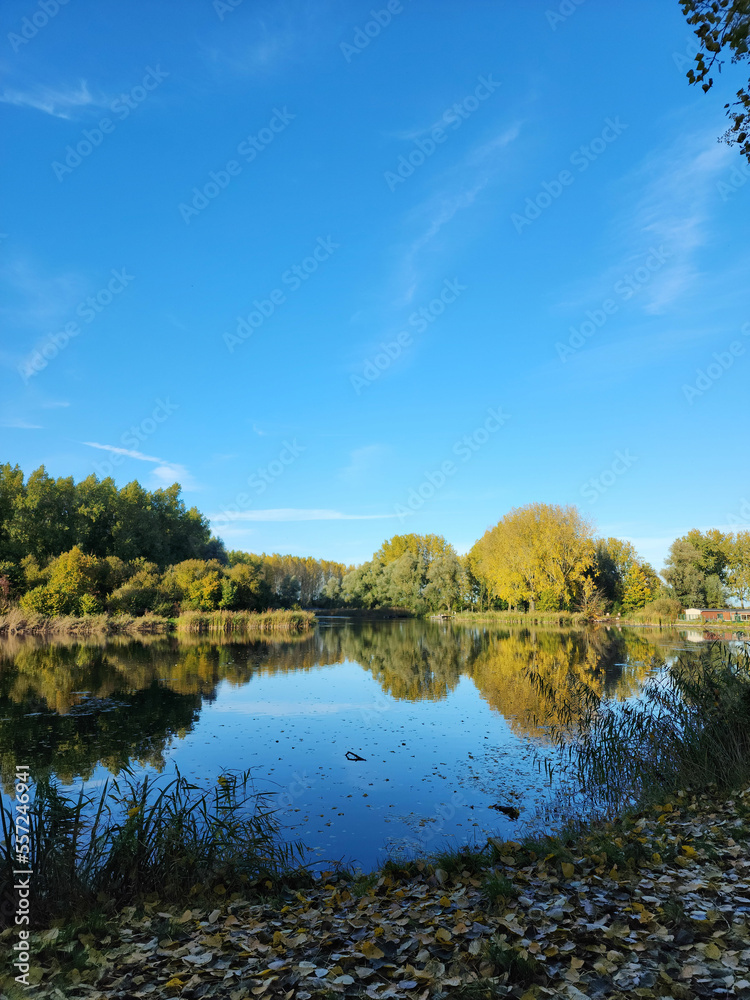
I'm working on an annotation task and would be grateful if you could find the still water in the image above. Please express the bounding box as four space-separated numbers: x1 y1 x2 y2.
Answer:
0 620 707 870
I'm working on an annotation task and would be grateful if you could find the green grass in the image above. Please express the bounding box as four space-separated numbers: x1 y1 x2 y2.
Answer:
432 845 491 877
0 767 308 927
485 938 543 986
483 871 517 905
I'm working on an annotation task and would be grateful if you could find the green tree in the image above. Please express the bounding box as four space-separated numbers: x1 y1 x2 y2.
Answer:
704 573 727 608
593 537 635 606
10 467 76 561
662 538 707 606
0 464 24 561
681 0 750 163
684 528 729 579
73 474 120 556
227 559 272 610
726 530 750 607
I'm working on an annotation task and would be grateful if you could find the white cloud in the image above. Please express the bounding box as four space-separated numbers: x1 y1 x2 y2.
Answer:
209 508 400 522
83 442 164 463
0 81 105 119
151 463 198 491
612 130 734 314
82 442 197 491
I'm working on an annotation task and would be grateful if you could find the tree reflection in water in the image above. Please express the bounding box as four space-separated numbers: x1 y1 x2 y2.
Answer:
0 622 680 792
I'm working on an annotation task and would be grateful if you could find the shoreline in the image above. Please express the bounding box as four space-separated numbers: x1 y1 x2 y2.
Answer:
0 608 316 637
3 786 748 998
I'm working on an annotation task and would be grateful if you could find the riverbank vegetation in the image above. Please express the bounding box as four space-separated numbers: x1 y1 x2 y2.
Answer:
175 609 315 632
2 465 749 623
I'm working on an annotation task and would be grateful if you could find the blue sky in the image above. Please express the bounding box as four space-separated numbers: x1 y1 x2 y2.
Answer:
1 0 749 571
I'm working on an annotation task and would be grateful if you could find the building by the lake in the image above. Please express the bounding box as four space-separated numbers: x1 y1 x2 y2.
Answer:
682 607 750 622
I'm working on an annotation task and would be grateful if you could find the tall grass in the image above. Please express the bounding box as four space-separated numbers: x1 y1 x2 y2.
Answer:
530 643 750 817
0 608 170 636
451 610 583 626
176 609 316 632
0 768 305 928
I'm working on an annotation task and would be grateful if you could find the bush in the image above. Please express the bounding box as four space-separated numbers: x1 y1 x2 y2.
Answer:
637 597 683 622
107 566 172 616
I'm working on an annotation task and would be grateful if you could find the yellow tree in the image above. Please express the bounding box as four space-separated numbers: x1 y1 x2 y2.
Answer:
470 503 595 611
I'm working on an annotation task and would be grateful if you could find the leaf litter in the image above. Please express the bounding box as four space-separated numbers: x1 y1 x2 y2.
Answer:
3 787 750 999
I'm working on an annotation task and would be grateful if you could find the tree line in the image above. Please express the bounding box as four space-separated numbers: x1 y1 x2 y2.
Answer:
1 465 748 618
0 465 348 616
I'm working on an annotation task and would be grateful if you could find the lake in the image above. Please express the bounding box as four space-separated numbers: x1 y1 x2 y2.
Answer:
0 619 710 871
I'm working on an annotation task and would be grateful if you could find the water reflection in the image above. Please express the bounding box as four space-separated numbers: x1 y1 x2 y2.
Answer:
0 622 681 791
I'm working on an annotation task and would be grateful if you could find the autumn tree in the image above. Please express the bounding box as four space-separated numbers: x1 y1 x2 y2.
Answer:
621 564 654 614
470 503 595 612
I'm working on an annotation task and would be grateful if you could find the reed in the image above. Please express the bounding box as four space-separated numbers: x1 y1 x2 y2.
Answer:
0 608 170 636
0 768 306 928
529 642 750 817
175 609 316 632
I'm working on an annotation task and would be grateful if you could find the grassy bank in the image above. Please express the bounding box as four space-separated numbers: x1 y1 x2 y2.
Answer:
450 610 584 627
0 608 316 637
0 609 171 636
175 609 316 632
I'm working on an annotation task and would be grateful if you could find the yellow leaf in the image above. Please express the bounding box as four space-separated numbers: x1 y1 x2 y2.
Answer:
435 927 452 943
682 844 697 858
373 926 385 938
361 941 385 960
561 862 574 878
704 942 721 960
165 978 185 990
439 895 451 907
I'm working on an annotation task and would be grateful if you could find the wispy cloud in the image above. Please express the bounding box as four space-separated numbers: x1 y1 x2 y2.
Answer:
209 508 400 522
0 81 106 119
612 130 734 314
397 125 521 302
338 444 387 484
1 418 42 429
0 258 88 337
82 442 197 491
83 442 164 463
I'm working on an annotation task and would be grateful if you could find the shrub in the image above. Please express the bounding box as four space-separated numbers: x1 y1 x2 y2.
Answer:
637 597 683 622
107 566 172 616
